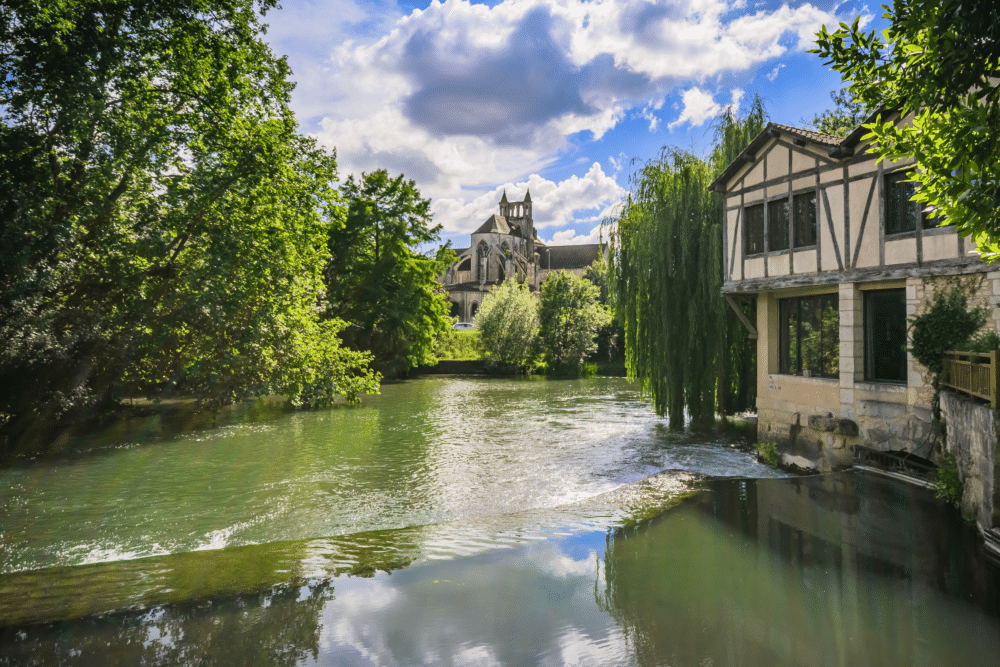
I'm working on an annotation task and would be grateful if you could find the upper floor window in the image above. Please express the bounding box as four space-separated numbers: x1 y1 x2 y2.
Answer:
768 198 790 252
744 190 817 257
885 170 918 234
745 203 765 255
792 192 817 247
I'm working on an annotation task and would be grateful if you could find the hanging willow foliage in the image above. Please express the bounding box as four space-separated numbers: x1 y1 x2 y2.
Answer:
609 100 766 429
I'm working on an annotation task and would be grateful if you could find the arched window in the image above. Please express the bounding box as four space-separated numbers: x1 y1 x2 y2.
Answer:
470 302 479 319
476 241 489 280
450 301 461 318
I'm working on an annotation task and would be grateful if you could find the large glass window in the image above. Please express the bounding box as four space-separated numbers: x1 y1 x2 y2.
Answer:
885 171 918 234
864 289 908 383
745 204 764 255
792 192 817 247
779 294 840 378
768 198 790 252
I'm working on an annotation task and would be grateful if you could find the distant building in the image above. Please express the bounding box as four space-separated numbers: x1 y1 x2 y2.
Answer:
440 190 604 322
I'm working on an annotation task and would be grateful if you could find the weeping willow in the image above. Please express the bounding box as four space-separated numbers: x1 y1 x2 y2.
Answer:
609 100 766 429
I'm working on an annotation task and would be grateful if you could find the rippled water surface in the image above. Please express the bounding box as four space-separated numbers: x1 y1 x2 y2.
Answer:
2 377 999 666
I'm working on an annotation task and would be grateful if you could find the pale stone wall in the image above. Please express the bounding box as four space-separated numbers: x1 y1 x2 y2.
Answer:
941 390 1000 529
757 274 999 471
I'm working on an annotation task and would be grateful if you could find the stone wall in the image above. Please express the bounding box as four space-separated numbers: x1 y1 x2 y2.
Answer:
756 272 999 472
941 389 1000 529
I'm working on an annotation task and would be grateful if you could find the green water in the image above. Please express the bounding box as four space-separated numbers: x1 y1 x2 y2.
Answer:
1 377 998 665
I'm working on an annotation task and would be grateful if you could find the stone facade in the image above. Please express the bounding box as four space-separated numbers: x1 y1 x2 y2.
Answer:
941 390 1000 530
440 190 604 322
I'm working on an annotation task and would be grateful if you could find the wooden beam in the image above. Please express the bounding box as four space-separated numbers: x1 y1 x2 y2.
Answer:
725 295 758 339
721 255 990 294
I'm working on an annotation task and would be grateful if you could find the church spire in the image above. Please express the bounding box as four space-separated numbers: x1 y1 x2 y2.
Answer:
499 189 509 204
523 189 531 202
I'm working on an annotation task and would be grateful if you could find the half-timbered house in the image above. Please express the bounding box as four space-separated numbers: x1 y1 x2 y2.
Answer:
710 113 1000 471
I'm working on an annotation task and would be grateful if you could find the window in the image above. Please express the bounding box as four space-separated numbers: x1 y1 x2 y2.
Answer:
768 198 789 251
779 294 839 378
864 289 908 383
885 171 918 234
745 204 764 255
792 192 817 247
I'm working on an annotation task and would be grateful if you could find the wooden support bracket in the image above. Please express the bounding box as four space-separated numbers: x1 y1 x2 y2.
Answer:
725 294 758 340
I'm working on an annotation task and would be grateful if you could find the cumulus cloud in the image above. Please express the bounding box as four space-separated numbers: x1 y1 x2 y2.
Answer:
669 87 744 130
767 63 786 81
264 0 863 224
432 162 625 235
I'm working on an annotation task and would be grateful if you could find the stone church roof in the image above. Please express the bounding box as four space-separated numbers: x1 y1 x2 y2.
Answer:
542 244 603 270
474 213 510 235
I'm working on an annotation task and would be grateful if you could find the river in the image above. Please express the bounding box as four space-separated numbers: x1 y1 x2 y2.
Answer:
1 376 998 665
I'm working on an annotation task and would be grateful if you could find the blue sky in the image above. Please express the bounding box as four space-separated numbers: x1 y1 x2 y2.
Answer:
263 0 882 247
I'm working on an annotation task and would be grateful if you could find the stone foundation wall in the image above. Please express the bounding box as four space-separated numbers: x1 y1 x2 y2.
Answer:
941 390 1000 529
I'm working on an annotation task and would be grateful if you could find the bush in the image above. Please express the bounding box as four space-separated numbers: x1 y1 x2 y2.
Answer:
756 441 781 467
934 453 963 508
474 280 539 369
910 286 987 374
434 330 483 361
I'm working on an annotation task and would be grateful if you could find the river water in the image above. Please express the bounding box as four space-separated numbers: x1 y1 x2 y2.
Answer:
1 377 998 665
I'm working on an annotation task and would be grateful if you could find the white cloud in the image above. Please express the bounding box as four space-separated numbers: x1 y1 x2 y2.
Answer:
432 162 625 236
264 0 864 213
767 63 786 81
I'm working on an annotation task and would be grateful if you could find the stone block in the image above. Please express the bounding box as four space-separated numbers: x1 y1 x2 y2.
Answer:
808 413 835 431
834 418 859 436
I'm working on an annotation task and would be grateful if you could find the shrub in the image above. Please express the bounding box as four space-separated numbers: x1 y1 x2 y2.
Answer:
910 286 987 374
434 330 483 361
474 280 539 369
756 441 781 467
934 453 963 508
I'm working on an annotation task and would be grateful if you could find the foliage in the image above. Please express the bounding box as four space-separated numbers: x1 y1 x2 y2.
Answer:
934 452 964 508
807 88 872 137
474 280 539 370
608 99 765 429
0 0 379 442
909 286 987 374
583 259 624 363
813 2 1000 257
434 330 484 361
756 441 781 467
325 170 454 377
965 329 1000 353
538 271 611 368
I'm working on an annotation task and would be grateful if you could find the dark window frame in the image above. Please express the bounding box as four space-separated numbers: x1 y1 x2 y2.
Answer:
744 187 818 258
778 293 840 379
863 288 908 384
744 203 765 255
883 168 956 237
791 190 817 249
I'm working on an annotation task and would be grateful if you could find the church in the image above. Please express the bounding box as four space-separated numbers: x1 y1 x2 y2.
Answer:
440 189 605 322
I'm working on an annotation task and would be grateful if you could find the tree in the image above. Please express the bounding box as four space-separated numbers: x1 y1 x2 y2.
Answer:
813 1 1000 256
609 99 765 429
807 88 872 137
325 170 455 377
0 1 378 445
474 279 539 369
582 259 624 363
539 270 611 368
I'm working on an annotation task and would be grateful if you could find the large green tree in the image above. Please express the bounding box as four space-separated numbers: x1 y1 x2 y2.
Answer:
0 1 378 445
538 270 610 368
807 88 873 137
814 0 1000 256
325 170 455 377
609 101 764 429
474 279 539 370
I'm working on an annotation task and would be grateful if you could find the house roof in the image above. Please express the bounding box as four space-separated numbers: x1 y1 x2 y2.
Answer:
708 121 843 194
474 214 510 235
542 244 604 270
